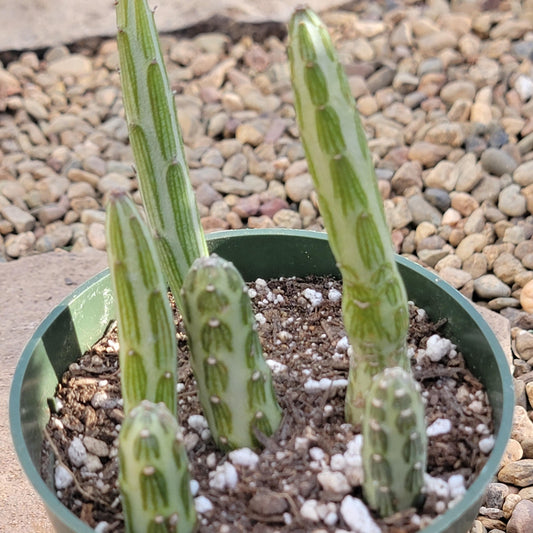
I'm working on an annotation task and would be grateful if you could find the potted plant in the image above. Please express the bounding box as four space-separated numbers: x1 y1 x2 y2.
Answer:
10 2 513 533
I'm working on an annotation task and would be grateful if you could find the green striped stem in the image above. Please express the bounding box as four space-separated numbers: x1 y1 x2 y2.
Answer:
181 254 282 450
115 0 208 307
362 367 427 517
288 7 410 425
119 400 196 533
106 190 177 416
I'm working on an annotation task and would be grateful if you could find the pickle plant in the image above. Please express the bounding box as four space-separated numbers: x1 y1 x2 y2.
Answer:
108 0 427 526
288 6 427 515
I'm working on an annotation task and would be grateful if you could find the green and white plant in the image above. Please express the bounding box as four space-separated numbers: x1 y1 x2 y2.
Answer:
107 0 428 527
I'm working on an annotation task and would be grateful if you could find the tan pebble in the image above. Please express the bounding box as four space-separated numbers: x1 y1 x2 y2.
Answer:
512 406 533 444
499 438 524 470
520 279 533 313
498 459 533 487
507 499 533 533
503 493 522 519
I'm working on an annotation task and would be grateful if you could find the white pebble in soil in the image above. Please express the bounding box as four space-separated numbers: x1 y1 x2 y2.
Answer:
302 287 323 308
68 436 87 467
209 462 238 491
54 464 73 490
328 288 342 302
188 414 209 433
426 417 452 437
304 377 348 394
229 447 259 468
195 495 214 514
423 334 455 362
340 495 381 533
479 435 495 454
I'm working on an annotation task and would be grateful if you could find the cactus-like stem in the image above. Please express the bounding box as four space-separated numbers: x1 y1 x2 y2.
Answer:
115 0 208 307
288 7 410 425
181 254 282 450
119 400 196 533
362 367 427 517
106 190 177 416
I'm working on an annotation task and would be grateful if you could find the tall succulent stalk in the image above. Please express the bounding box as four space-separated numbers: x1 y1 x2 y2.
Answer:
362 367 427 516
288 7 410 425
106 190 177 416
119 400 196 533
115 0 208 306
181 254 282 450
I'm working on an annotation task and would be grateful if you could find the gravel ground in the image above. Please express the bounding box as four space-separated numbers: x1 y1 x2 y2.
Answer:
2 0 533 531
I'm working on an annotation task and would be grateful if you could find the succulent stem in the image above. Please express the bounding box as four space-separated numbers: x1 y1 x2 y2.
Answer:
115 0 208 307
181 254 282 450
362 367 427 517
288 7 410 425
119 400 196 533
106 190 177 416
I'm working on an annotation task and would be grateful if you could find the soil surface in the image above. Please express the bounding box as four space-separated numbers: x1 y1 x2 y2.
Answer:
42 275 493 532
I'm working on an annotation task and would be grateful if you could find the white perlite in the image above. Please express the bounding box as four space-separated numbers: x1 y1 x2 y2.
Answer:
209 462 238 491
304 377 348 394
328 287 342 302
426 417 452 437
302 287 323 307
479 435 495 454
229 447 259 468
317 470 351 496
425 334 454 362
340 495 381 533
54 464 73 490
195 495 214 513
67 436 87 467
188 414 208 432
266 359 287 374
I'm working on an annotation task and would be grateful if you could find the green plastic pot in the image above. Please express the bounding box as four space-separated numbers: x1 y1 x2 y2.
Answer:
10 229 514 533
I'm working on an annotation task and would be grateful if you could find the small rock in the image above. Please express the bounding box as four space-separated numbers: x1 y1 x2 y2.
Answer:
506 498 533 533
481 148 518 177
0 205 35 233
474 274 511 299
273 209 302 229
48 54 93 77
511 406 533 443
499 439 524 470
514 161 533 187
87 223 106 251
484 482 510 508
440 80 476 104
317 471 351 497
285 174 314 203
407 194 442 225
83 436 109 457
499 184 527 217
520 279 533 313
340 496 380 533
249 489 288 516
408 141 451 167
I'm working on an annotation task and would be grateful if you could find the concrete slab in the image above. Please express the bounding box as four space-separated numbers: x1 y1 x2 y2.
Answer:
0 249 108 532
0 0 347 52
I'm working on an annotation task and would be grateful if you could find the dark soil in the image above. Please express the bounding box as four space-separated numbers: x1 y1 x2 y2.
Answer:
41 276 493 532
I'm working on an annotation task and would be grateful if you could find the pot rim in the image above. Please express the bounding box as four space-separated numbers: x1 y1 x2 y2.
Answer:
10 228 514 533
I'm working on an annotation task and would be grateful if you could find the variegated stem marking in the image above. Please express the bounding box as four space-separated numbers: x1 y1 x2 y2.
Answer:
106 190 177 416
181 254 282 450
362 367 427 517
115 0 208 307
288 7 410 425
119 400 196 533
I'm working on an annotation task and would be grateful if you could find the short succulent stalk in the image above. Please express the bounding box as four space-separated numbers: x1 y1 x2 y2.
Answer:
288 7 410 425
181 254 282 450
106 190 177 416
362 367 427 517
115 0 208 306
119 400 196 533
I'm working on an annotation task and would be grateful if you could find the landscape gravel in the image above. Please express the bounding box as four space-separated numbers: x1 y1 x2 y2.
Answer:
2 0 533 531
